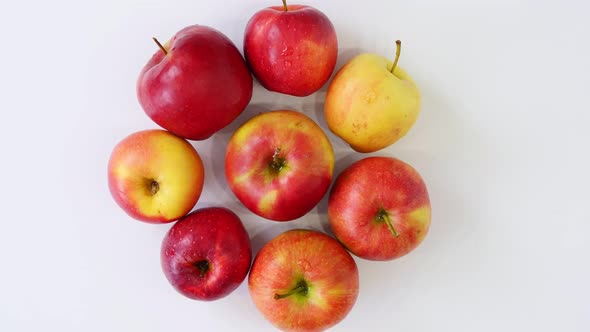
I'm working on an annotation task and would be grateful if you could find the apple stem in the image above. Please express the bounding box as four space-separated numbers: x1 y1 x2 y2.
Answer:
269 147 286 174
152 37 168 55
390 40 402 74
282 0 288 11
376 209 399 238
274 280 308 300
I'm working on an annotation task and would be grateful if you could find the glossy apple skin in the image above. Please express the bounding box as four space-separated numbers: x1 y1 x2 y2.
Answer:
161 207 252 301
108 129 204 223
328 157 431 260
225 110 334 221
249 229 359 332
244 5 337 96
138 25 253 140
324 53 421 153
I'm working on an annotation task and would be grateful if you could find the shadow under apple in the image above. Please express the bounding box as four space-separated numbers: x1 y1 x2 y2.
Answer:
249 222 294 258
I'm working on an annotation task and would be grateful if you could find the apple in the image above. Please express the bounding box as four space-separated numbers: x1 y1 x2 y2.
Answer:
108 129 204 224
225 110 334 221
137 25 253 141
324 41 421 152
244 0 338 97
249 229 359 331
328 156 431 260
161 207 252 301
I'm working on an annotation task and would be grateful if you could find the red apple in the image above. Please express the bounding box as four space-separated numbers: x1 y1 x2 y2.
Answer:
137 25 253 140
249 229 359 331
225 110 334 221
329 157 431 261
244 0 338 97
108 129 204 224
161 207 252 301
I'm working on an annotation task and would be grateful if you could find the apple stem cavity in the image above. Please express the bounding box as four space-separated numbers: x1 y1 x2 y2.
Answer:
269 147 286 174
274 279 308 300
390 40 402 74
282 0 288 11
194 260 210 278
147 179 160 196
376 208 399 238
152 37 168 55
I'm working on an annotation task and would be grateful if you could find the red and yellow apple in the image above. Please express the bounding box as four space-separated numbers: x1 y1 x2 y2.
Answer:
325 41 421 152
249 229 359 331
328 156 431 260
107 129 204 223
161 207 252 301
225 110 334 221
244 0 338 97
137 25 253 140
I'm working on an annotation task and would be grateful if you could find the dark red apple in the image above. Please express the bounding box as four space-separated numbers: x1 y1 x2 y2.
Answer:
161 207 252 301
329 157 431 261
138 25 253 140
244 0 338 97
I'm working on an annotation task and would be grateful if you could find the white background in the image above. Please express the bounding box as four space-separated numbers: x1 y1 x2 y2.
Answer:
1 0 589 331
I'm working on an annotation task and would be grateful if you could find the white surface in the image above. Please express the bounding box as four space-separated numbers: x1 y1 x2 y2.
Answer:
1 0 589 331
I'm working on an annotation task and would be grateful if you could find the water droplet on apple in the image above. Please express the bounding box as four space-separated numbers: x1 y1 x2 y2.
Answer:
284 60 292 67
281 46 294 56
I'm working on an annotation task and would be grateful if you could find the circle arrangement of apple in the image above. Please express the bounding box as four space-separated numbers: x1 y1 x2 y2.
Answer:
107 1 431 331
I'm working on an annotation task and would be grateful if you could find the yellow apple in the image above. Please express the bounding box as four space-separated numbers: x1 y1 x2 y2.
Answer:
108 129 205 223
324 41 421 153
